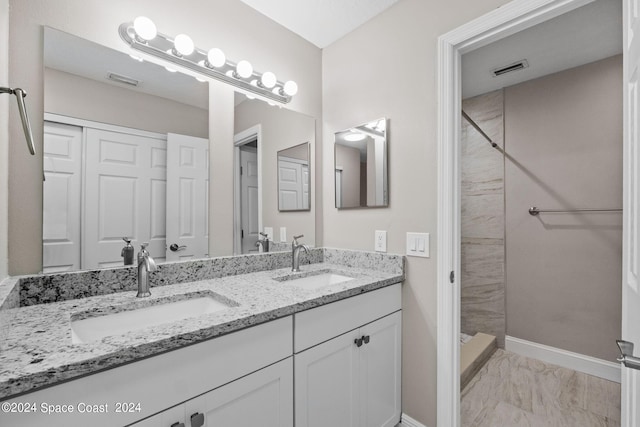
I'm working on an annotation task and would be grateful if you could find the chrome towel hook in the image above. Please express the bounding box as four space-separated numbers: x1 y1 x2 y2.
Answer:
1 86 36 155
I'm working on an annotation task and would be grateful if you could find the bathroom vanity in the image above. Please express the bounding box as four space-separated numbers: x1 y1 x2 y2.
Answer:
0 249 403 427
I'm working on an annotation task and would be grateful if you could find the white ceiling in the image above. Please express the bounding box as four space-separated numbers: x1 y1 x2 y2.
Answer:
462 0 622 99
238 0 400 48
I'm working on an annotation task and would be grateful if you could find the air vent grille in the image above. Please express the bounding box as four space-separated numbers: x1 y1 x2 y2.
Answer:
107 72 140 87
492 59 529 77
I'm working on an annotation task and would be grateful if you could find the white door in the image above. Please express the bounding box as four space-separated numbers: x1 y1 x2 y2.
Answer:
185 358 293 427
42 122 82 273
359 312 402 427
166 133 209 262
278 158 305 210
622 0 640 424
294 329 361 427
302 164 310 209
84 128 167 269
240 147 259 254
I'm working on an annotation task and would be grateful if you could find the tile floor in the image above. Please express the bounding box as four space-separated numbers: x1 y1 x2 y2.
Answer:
461 349 620 426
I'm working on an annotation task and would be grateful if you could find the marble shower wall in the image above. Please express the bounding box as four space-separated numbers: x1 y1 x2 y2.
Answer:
461 90 506 347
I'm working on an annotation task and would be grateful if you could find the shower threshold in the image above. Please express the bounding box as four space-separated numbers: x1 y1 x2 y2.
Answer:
461 332 497 389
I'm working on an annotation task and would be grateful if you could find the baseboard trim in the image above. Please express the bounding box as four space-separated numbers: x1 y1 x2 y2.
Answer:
505 335 621 383
400 413 428 427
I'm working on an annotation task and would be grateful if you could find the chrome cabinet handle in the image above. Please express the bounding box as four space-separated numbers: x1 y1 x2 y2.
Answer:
171 423 185 427
363 335 370 344
617 340 640 370
354 337 363 347
170 243 187 252
190 412 204 427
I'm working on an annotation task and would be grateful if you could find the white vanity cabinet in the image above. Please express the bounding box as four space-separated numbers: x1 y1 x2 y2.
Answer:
133 358 293 427
0 316 292 427
293 284 402 427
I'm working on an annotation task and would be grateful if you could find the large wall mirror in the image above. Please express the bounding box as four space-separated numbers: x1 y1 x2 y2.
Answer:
334 118 388 209
42 27 315 273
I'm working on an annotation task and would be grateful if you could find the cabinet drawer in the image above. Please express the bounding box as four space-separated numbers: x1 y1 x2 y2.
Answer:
294 283 401 353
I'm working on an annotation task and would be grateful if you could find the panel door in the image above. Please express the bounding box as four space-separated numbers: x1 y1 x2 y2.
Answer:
129 404 185 427
166 133 209 262
278 158 303 210
295 329 361 427
185 357 293 427
42 121 82 273
623 0 640 423
84 128 166 269
359 312 402 427
302 164 310 210
240 147 259 254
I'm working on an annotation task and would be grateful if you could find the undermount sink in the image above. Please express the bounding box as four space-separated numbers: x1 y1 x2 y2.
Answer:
275 270 355 290
71 293 237 344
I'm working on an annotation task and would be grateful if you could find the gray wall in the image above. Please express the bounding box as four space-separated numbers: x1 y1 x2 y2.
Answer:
45 68 209 138
234 99 316 244
461 90 506 347
322 0 510 424
335 144 361 207
7 0 322 274
505 55 623 361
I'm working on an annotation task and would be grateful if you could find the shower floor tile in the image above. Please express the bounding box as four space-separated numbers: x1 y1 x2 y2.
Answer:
461 349 620 426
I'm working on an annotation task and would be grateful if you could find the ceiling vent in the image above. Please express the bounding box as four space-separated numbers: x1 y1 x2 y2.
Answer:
491 59 529 77
107 72 140 87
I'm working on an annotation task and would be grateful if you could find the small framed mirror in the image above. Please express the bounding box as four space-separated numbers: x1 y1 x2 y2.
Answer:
334 118 388 209
277 142 311 211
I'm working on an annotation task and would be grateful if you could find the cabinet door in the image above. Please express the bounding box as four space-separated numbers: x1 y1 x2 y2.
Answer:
295 329 361 427
130 404 185 427
359 311 402 427
185 357 293 427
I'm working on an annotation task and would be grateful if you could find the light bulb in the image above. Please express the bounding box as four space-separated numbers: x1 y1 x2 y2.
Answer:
236 60 253 79
174 34 194 56
129 54 144 62
195 76 207 82
133 16 157 41
261 71 277 89
283 80 298 96
206 48 226 68
165 66 177 73
345 133 366 142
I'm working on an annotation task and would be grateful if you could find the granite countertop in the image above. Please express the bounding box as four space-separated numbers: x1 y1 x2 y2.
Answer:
0 259 403 399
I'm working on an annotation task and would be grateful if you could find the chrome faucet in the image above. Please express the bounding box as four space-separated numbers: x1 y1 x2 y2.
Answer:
136 243 157 297
291 234 310 272
256 232 270 253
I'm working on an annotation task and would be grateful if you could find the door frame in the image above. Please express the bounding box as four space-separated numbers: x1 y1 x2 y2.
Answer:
233 124 262 254
436 0 596 425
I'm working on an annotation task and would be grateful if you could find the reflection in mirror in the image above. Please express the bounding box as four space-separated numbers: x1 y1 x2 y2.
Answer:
42 28 317 272
334 118 388 209
43 27 210 273
278 142 310 211
234 97 315 254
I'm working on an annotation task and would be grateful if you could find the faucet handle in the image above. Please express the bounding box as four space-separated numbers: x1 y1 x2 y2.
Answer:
140 242 149 251
293 234 304 244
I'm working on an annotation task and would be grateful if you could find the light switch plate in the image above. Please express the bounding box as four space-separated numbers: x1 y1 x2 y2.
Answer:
264 227 273 241
375 230 387 252
407 232 430 258
280 227 287 243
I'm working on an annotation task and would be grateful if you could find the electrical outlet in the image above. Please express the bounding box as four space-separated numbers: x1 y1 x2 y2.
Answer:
280 227 287 243
375 230 387 252
264 227 273 240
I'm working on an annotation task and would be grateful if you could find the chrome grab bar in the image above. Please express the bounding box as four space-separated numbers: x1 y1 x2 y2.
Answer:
1 86 36 155
529 206 622 216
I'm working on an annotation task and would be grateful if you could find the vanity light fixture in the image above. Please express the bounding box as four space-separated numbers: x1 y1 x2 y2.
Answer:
119 17 298 103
